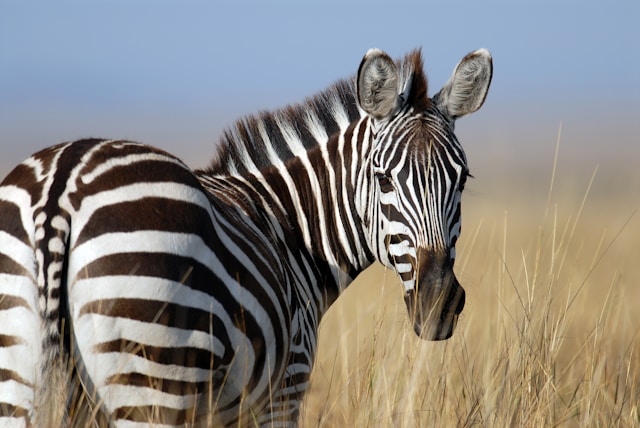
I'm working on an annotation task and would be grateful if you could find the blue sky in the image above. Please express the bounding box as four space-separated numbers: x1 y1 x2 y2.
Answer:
1 1 638 173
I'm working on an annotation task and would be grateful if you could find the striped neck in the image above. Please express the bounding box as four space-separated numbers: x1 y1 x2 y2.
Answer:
230 117 375 307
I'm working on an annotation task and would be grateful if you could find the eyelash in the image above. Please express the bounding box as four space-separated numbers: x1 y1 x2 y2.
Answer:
459 171 472 192
375 172 394 192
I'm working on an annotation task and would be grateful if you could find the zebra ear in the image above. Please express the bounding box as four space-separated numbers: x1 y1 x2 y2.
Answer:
357 49 400 120
434 49 493 120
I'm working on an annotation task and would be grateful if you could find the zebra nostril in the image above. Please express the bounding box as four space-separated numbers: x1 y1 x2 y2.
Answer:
454 285 465 315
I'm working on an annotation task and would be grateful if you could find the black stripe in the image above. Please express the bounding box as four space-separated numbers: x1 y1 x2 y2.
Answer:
80 298 216 333
0 334 25 348
0 254 31 278
0 403 30 421
69 158 203 212
95 336 229 371
0 201 30 245
0 294 31 312
73 197 212 247
0 368 31 386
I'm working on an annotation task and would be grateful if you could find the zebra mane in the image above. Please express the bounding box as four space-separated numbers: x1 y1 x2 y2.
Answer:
203 49 428 176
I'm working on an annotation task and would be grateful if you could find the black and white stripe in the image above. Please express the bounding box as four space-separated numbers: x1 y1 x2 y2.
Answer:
0 48 492 426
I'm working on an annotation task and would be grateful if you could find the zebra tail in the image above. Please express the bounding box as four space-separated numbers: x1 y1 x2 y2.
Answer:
32 205 72 426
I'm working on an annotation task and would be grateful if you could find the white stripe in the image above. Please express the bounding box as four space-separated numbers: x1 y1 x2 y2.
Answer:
395 262 413 274
0 380 33 411
0 353 37 389
230 123 261 173
0 313 38 357
386 220 411 236
330 96 350 131
73 312 226 357
72 276 212 317
47 236 65 253
0 275 38 310
50 215 69 232
0 306 40 336
81 152 186 185
100 384 197 412
81 340 220 383
0 234 35 278
304 110 328 144
388 240 416 258
0 416 28 428
276 117 306 158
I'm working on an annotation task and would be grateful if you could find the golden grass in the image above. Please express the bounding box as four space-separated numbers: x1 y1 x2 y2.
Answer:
302 148 640 426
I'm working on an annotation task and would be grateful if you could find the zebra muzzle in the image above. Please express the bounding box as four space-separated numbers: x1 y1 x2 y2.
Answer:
404 273 465 341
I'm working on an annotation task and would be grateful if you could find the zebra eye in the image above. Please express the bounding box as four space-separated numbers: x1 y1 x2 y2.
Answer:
458 170 470 192
376 173 394 192
458 175 467 192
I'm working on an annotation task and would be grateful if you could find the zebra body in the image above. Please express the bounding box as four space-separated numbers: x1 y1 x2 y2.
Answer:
0 48 492 426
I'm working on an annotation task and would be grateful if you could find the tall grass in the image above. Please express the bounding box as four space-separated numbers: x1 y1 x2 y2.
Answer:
302 146 640 426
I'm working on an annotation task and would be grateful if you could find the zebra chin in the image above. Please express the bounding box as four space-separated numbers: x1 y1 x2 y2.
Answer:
403 273 466 341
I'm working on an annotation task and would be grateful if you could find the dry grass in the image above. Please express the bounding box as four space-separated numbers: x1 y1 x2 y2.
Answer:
302 146 640 427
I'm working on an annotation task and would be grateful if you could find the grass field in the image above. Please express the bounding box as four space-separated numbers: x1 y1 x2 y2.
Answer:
301 141 640 427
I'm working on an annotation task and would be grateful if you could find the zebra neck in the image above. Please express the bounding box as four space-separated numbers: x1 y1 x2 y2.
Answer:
243 133 375 305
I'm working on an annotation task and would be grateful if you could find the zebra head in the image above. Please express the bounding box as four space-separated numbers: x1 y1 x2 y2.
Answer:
356 48 492 340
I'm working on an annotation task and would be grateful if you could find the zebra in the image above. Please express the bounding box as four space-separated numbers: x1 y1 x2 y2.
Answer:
0 47 492 426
